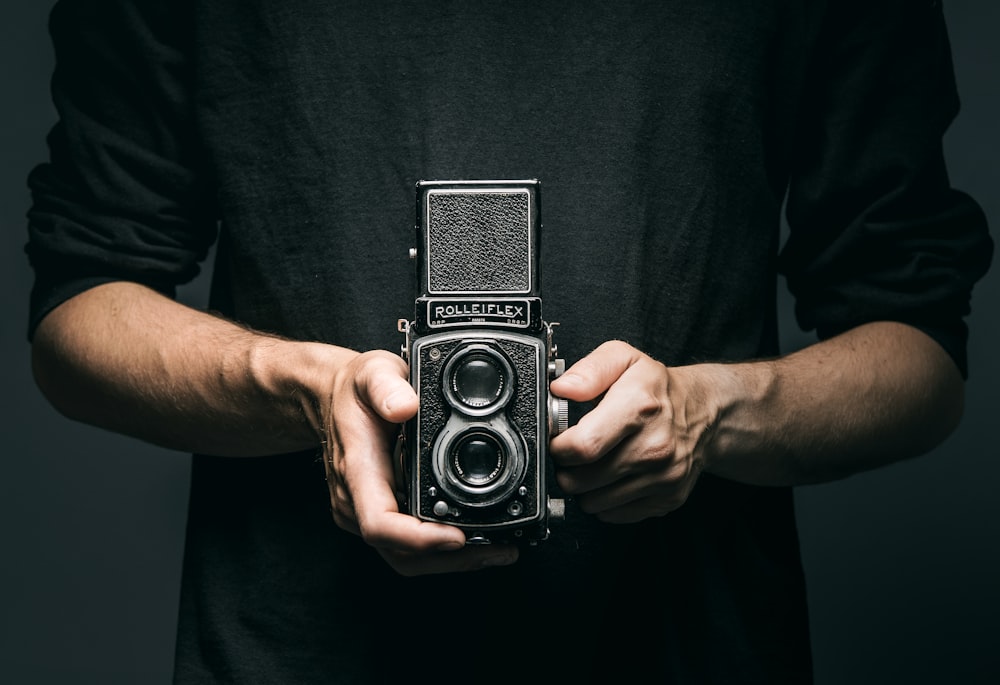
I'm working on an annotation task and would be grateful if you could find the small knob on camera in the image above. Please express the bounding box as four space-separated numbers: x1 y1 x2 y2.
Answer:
547 497 566 520
548 354 569 436
549 395 569 436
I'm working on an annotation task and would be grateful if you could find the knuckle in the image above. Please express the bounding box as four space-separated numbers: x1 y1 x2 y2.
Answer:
355 515 382 546
557 427 604 463
631 434 676 471
632 389 663 422
349 351 397 388
575 429 607 462
362 348 406 373
601 339 635 356
358 527 381 549
334 483 353 506
554 470 576 492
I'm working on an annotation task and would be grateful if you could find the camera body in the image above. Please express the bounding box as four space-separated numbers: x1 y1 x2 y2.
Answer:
397 180 566 544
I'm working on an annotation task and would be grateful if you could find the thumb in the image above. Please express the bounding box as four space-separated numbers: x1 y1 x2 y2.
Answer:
380 378 418 423
354 352 419 423
550 340 644 402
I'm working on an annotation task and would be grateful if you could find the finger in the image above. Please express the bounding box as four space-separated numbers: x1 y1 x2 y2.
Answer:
341 426 467 552
549 340 644 402
379 544 520 577
550 359 665 466
555 459 623 495
331 508 361 536
574 478 691 522
326 473 355 515
570 460 700 521
591 494 687 524
345 445 459 554
362 507 468 553
326 469 365 534
554 412 677 492
354 351 419 424
335 437 467 552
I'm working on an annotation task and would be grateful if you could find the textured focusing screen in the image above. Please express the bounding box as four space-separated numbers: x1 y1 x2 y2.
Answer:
426 190 531 293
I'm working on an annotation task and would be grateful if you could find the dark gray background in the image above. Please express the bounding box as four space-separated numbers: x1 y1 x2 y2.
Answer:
1 2 996 683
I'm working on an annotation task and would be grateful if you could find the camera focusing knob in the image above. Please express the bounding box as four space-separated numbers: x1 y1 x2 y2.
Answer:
547 354 569 436
549 396 569 436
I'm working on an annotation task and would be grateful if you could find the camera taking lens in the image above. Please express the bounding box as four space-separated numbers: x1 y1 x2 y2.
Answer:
452 431 504 486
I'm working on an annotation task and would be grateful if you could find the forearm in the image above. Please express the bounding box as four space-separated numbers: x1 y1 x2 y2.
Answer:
31 281 356 456
688 321 965 485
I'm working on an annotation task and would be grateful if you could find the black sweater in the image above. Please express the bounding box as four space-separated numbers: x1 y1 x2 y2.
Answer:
26 1 991 682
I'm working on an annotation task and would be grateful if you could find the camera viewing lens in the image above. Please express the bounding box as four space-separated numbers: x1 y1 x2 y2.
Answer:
452 354 505 409
452 432 504 486
442 344 516 415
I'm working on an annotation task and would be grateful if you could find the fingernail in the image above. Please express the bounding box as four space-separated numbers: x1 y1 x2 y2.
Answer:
435 540 464 552
555 372 582 386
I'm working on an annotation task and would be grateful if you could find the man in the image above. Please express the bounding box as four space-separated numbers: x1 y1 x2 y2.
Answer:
25 1 992 682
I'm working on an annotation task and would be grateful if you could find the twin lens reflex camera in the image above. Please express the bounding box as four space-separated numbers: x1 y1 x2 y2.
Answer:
397 180 567 544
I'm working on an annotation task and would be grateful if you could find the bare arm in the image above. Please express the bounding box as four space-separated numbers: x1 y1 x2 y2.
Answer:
32 281 518 574
32 281 348 457
33 283 965 534
697 322 964 484
549 323 964 522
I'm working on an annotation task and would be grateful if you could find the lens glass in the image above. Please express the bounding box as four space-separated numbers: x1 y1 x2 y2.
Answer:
452 432 504 486
452 354 505 409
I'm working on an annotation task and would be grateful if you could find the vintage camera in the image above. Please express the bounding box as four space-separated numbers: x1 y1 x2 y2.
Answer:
397 180 567 544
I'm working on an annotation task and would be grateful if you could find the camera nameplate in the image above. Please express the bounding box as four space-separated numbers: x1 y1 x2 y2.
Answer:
419 297 541 330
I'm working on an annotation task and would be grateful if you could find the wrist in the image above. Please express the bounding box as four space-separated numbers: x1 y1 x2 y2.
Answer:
675 360 782 483
246 335 361 446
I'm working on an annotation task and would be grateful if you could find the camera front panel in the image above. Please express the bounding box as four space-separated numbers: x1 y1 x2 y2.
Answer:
408 329 548 539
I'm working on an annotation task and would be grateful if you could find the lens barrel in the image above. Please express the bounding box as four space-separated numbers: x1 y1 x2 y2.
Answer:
443 345 515 415
451 431 505 486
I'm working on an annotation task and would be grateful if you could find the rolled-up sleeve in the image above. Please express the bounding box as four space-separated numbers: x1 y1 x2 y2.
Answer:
25 0 217 339
779 0 993 378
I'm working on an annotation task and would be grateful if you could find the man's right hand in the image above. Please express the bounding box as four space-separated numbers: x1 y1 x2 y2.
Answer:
32 282 518 577
320 349 519 575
